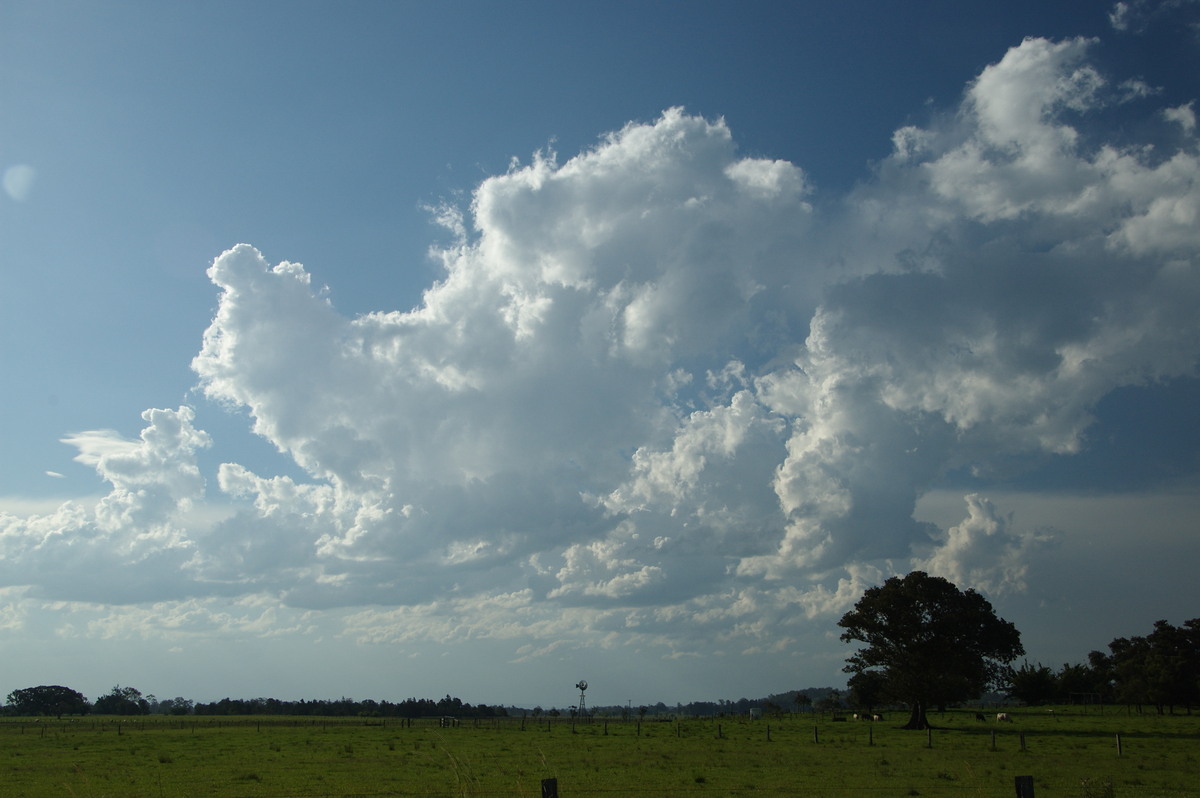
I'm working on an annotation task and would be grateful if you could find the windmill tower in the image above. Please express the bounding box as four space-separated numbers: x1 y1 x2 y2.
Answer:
575 680 588 717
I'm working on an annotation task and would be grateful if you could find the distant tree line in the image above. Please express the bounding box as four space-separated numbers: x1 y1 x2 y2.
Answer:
583 689 833 720
3 617 1195 719
3 685 157 717
1006 618 1200 714
191 695 508 718
1 686 505 719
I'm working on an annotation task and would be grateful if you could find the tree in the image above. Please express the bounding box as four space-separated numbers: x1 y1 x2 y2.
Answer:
93 685 150 716
847 669 888 714
838 571 1024 730
1006 661 1058 706
1057 661 1107 705
156 697 194 716
814 689 843 714
1097 618 1200 713
6 685 90 717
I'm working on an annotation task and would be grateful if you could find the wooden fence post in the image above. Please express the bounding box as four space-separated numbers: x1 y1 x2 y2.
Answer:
541 777 558 798
1014 775 1034 797
1115 733 1122 757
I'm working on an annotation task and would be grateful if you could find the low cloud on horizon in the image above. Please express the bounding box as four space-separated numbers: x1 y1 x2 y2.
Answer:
2 36 1198 694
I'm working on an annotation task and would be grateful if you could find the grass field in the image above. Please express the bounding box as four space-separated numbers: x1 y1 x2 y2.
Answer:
2 707 1196 797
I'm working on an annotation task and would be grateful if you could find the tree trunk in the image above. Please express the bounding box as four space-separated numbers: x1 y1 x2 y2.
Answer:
901 701 930 730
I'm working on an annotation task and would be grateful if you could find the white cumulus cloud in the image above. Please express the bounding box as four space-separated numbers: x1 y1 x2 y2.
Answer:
4 37 1199 660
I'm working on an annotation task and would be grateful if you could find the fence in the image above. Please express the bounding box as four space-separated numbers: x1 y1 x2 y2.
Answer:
1 710 1196 797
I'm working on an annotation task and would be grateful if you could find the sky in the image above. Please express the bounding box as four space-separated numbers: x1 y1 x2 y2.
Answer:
1 0 1198 710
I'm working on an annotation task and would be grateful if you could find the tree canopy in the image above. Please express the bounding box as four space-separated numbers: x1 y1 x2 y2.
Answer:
838 571 1024 729
6 685 90 717
1091 618 1199 713
1006 661 1060 706
93 685 151 716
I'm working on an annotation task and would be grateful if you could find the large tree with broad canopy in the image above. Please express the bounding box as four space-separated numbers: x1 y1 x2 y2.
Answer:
838 571 1024 729
6 685 90 717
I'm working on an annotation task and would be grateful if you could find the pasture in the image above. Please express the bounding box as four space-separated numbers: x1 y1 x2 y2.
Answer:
1 707 1196 797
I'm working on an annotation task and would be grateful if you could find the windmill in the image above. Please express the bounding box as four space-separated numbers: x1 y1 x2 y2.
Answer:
575 679 588 717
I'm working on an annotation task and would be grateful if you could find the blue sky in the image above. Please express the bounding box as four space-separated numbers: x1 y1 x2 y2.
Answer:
2 0 1199 709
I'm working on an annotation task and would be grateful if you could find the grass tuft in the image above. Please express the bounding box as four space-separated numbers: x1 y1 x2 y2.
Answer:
1081 776 1114 798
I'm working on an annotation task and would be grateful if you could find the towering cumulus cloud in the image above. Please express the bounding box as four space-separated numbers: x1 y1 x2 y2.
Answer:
3 39 1198 659
191 109 817 617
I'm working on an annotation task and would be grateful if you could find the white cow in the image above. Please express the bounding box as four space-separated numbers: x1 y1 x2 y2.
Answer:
997 712 1013 722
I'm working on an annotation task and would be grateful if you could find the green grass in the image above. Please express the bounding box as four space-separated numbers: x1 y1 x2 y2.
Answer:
0 707 1196 797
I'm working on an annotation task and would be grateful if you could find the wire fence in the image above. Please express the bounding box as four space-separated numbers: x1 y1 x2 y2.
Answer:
2 711 1197 798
